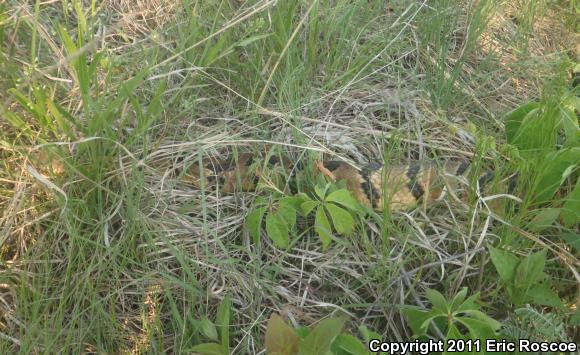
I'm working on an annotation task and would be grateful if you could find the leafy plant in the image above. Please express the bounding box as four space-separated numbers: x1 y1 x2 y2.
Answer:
246 182 362 250
189 296 232 355
265 313 369 355
297 182 362 250
503 95 580 228
488 247 563 308
246 194 303 249
402 288 502 342
500 306 570 343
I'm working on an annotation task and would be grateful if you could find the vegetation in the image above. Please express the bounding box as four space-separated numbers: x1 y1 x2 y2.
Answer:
0 0 578 353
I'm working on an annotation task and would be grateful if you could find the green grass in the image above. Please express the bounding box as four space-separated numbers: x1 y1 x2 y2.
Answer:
0 0 578 353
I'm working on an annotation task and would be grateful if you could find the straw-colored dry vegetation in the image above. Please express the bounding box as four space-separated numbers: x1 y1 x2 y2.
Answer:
0 0 578 353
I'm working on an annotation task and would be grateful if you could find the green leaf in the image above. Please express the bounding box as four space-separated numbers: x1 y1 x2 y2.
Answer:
189 343 225 355
559 105 580 147
47 99 76 139
246 207 266 245
488 246 519 283
235 33 272 47
527 284 563 308
315 206 333 250
426 289 449 312
534 148 580 203
300 200 319 216
299 317 346 355
561 175 580 227
401 306 431 336
561 232 580 253
296 326 310 339
456 293 480 312
266 213 289 249
528 208 561 232
326 189 360 211
457 310 502 331
515 249 546 290
276 205 296 230
504 102 539 144
449 287 469 311
331 334 368 355
216 296 231 352
8 88 43 121
314 184 328 200
325 204 354 235
265 314 300 355
444 325 464 355
511 103 559 151
456 317 497 339
1 106 30 134
280 196 307 212
199 317 218 341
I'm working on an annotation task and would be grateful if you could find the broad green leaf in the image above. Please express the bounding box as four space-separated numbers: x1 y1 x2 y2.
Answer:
528 208 561 232
265 314 300 355
401 306 431 335
315 206 333 250
456 317 496 339
504 102 539 144
216 296 231 352
488 246 519 283
299 317 346 355
266 213 289 249
534 148 580 203
561 175 580 227
457 293 481 312
457 310 502 331
246 207 266 245
515 249 546 290
559 105 580 147
561 232 580 253
199 317 218 341
326 189 360 211
300 200 319 216
325 204 354 235
280 196 306 211
444 325 464 355
418 312 446 334
449 287 469 311
331 334 368 355
189 343 225 355
276 205 296 229
426 289 449 312
511 103 559 151
314 184 327 200
527 284 563 308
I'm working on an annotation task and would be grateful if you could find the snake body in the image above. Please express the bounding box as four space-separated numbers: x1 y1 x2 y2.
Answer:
178 153 503 212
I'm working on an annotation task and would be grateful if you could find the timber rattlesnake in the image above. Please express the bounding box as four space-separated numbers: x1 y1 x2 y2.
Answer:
171 152 512 212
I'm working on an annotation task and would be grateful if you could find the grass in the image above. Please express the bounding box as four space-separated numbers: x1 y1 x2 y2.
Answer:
0 0 578 353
